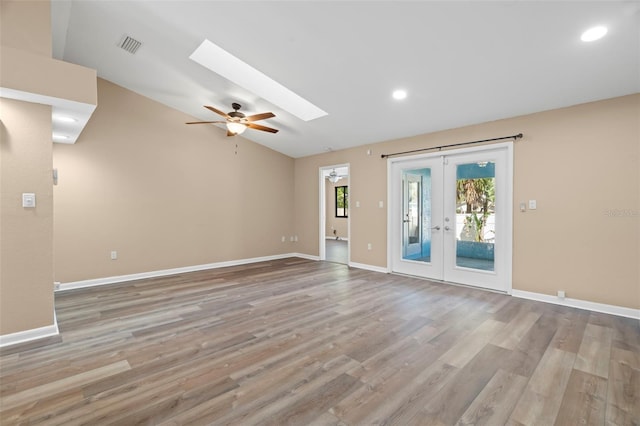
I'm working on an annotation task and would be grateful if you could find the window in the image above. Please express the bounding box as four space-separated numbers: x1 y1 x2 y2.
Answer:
335 186 348 218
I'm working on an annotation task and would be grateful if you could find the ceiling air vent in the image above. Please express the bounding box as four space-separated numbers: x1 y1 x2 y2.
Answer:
119 36 142 54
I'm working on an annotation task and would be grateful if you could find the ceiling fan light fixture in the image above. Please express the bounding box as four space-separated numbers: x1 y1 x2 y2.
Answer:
327 169 341 183
226 122 247 135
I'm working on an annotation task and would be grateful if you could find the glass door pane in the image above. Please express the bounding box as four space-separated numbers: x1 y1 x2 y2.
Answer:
391 157 443 281
454 162 496 271
402 169 432 262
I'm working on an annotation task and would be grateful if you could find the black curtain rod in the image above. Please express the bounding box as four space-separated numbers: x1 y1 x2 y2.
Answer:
380 133 523 159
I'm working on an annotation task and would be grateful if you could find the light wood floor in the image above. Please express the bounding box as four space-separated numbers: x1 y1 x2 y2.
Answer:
1 258 638 425
325 239 348 264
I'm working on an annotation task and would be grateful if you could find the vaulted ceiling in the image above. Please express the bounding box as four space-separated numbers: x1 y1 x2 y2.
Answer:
52 1 640 158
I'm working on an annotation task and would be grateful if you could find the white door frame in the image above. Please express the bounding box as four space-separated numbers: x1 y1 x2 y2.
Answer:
319 164 350 263
387 142 513 293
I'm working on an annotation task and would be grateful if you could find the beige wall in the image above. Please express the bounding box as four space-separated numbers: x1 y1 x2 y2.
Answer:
0 99 55 334
0 0 52 57
325 181 348 239
0 0 55 335
294 94 640 309
1 46 97 106
53 79 295 282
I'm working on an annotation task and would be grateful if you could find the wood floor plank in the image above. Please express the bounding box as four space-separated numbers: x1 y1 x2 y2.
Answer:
549 308 590 353
422 343 513 425
339 360 457 425
555 369 607 425
439 318 506 367
0 360 131 412
260 373 361 426
575 323 614 378
330 341 449 424
501 313 561 378
0 258 637 425
457 369 529 425
606 347 640 425
491 310 541 350
611 316 640 353
508 347 576 425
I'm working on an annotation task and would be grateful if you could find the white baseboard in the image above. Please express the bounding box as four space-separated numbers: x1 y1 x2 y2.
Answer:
57 253 305 292
0 313 59 348
292 253 320 261
512 290 639 320
348 262 389 274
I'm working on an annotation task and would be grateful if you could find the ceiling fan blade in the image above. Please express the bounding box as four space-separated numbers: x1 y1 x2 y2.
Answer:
247 123 279 133
185 120 227 124
245 112 275 122
227 130 237 137
204 105 230 118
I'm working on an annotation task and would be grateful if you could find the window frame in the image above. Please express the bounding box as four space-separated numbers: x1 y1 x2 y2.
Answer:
335 185 348 218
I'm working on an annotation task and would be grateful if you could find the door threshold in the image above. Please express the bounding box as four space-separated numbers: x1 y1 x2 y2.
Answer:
389 271 508 295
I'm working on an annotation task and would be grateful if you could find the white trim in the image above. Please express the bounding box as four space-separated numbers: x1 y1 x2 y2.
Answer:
57 254 305 292
325 236 349 241
292 253 320 261
349 262 389 274
0 86 96 145
0 312 59 348
318 163 350 264
512 290 640 320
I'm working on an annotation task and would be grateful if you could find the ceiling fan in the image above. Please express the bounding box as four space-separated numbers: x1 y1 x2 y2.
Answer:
186 103 278 136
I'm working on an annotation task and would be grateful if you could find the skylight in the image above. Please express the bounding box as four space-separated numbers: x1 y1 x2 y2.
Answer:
189 39 328 122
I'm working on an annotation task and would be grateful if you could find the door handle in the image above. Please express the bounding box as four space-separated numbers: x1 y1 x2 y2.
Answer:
444 226 451 231
431 226 441 231
403 219 410 223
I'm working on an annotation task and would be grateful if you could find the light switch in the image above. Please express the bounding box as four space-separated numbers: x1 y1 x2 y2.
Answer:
519 202 526 212
22 193 36 208
528 200 537 210
379 201 384 208
356 201 360 208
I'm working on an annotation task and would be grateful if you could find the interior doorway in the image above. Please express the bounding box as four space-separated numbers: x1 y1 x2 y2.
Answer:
388 143 513 293
319 164 350 264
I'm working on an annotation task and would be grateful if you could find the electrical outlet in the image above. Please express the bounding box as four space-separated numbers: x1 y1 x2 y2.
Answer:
367 243 372 250
281 236 286 242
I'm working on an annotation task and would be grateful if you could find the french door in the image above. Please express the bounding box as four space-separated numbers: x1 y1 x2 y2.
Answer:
389 143 513 293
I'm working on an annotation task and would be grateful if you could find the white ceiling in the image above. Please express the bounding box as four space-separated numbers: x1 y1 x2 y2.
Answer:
51 1 640 158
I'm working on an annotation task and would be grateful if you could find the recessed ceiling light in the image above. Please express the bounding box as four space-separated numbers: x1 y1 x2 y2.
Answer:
53 114 77 123
392 89 407 100
581 26 608 42
190 40 328 122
